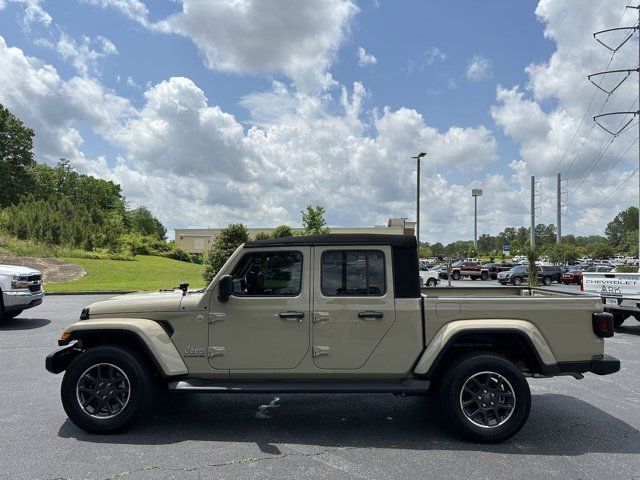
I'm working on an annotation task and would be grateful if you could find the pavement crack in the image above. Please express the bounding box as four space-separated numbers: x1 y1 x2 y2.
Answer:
90 446 358 479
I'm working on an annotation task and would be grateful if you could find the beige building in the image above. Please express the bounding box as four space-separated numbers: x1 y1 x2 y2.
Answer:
175 219 415 254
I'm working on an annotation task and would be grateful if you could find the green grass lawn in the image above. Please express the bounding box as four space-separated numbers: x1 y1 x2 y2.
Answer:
46 255 206 293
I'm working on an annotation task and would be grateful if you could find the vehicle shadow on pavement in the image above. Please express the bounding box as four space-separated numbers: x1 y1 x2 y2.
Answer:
57 392 640 456
0 317 50 330
617 324 640 336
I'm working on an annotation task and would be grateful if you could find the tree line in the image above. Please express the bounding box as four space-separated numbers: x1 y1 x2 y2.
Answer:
420 208 639 263
0 104 192 261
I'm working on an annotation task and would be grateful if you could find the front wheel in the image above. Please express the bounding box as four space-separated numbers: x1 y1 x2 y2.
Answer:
426 278 438 287
452 272 461 281
481 272 489 281
61 346 153 433
438 353 531 443
512 277 523 286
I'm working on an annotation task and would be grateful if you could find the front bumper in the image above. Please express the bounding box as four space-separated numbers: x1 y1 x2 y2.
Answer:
3 289 45 311
45 344 81 374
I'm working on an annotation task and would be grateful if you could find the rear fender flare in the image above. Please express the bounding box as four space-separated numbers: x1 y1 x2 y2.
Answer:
413 319 557 376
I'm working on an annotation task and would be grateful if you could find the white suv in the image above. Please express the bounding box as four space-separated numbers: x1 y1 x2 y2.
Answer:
0 265 45 321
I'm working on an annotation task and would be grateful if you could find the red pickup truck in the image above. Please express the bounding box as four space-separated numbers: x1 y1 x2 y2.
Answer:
449 261 489 281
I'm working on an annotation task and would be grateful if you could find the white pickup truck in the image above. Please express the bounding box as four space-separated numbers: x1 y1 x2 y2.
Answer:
0 264 45 321
582 270 640 327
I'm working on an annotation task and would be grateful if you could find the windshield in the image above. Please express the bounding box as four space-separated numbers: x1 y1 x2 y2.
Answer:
509 265 525 272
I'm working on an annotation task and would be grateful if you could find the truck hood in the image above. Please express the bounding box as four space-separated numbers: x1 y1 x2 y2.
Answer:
87 290 185 316
0 264 42 276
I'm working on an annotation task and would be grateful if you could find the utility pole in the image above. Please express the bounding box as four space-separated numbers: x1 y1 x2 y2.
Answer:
556 173 562 245
590 5 640 258
531 176 536 249
472 188 483 250
411 152 427 258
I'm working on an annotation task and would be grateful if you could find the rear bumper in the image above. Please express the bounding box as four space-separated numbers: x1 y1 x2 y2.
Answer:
555 354 620 376
590 354 621 375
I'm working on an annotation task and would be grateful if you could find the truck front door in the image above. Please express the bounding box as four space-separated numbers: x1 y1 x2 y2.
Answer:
208 247 311 370
312 246 396 369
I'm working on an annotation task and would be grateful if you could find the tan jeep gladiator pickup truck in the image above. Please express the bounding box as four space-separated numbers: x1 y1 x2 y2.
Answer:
46 234 620 442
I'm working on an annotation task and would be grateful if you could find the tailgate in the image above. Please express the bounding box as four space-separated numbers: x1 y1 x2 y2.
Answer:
582 272 640 298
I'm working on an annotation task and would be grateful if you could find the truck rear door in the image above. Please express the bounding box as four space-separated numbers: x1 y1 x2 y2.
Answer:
311 246 396 369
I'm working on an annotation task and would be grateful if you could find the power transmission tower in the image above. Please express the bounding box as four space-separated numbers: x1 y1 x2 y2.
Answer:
590 5 639 256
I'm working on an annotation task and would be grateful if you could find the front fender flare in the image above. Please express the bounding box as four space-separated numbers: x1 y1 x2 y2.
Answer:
413 319 557 376
61 318 188 377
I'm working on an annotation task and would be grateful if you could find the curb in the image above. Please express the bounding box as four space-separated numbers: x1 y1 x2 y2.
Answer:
45 291 136 296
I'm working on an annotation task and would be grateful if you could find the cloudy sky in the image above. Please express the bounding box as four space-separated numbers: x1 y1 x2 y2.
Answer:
0 0 638 243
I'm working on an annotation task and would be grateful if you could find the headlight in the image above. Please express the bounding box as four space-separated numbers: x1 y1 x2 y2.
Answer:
11 275 29 289
80 307 90 320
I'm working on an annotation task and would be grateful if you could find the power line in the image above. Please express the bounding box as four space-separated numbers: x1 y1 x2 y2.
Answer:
554 8 631 175
570 133 638 198
592 166 639 207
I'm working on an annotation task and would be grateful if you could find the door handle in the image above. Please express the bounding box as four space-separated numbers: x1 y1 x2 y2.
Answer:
357 311 384 319
279 311 305 321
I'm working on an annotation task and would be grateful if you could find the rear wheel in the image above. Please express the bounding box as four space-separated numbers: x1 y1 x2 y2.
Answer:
426 278 437 287
470 276 477 281
542 276 552 286
563 282 570 285
61 346 153 433
438 353 531 443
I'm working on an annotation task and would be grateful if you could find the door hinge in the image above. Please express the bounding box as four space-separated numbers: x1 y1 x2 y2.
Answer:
209 312 226 324
208 346 225 357
313 312 330 323
313 346 330 357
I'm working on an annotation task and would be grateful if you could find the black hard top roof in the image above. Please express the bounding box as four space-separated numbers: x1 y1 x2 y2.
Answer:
245 233 417 249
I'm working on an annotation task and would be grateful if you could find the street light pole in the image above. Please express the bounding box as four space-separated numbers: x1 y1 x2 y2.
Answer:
411 152 427 258
471 188 483 251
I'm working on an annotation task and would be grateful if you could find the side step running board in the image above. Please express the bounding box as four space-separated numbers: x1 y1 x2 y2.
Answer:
168 378 430 394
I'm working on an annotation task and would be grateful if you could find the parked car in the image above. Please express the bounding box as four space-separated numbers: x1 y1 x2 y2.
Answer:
0 265 44 321
482 263 514 280
46 233 620 443
497 265 564 286
419 263 440 287
561 269 583 285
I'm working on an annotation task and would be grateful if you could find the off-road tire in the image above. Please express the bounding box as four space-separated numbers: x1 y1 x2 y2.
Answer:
426 278 437 287
512 277 523 286
61 345 153 434
438 353 531 443
563 282 570 285
452 272 461 281
471 276 477 281
481 272 489 281
542 276 552 286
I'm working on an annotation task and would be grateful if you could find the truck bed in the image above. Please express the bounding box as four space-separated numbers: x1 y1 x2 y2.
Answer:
420 286 605 364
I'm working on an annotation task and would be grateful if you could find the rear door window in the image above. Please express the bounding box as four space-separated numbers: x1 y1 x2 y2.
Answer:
321 250 386 296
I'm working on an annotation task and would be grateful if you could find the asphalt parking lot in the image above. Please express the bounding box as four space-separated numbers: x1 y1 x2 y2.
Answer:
1 288 639 480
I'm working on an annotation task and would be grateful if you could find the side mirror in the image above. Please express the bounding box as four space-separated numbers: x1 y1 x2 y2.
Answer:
217 275 233 303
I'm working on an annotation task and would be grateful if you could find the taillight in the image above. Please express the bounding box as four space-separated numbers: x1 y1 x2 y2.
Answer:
592 312 614 338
